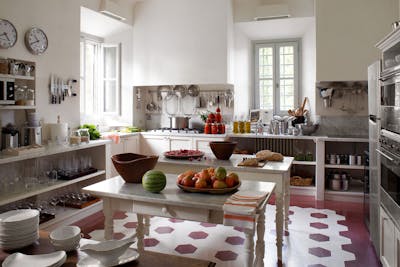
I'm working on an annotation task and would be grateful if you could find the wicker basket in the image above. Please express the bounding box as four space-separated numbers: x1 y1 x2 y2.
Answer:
111 153 158 183
290 176 313 186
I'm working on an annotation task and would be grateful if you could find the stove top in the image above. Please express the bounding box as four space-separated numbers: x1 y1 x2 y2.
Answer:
151 128 201 134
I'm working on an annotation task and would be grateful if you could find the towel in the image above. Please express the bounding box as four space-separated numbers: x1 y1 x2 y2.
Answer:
102 133 121 144
223 190 269 230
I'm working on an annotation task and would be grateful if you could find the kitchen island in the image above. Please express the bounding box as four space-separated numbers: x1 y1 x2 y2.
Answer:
83 174 276 267
155 154 293 262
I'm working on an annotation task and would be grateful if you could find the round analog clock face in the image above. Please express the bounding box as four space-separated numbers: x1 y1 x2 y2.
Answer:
25 27 48 55
0 19 17 49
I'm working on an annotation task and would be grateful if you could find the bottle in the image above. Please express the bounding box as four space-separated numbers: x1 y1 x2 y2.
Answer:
239 117 245 133
204 121 211 134
211 123 218 134
233 116 239 134
245 117 251 133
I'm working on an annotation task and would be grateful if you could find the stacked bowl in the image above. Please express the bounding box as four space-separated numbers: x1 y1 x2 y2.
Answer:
49 226 82 251
0 209 39 250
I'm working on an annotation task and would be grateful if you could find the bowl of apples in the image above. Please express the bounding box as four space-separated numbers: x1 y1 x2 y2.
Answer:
176 167 240 194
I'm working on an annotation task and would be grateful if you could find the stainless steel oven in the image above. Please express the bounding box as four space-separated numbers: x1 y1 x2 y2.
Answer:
378 129 400 227
380 70 400 134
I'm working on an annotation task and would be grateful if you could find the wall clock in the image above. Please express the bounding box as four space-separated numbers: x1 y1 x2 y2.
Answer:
0 19 17 49
25 27 48 55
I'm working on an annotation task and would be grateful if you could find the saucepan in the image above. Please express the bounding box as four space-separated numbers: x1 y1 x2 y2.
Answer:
169 116 190 129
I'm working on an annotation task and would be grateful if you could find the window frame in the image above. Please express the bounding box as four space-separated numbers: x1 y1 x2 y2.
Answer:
254 39 300 115
80 34 121 119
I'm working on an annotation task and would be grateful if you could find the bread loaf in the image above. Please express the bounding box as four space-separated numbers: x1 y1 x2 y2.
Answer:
256 150 284 161
241 158 259 166
255 150 273 161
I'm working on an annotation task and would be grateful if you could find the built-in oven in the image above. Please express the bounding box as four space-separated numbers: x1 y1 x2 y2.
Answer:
380 70 400 135
377 129 400 227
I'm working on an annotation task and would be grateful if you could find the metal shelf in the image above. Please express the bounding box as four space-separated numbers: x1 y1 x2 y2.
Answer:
0 105 36 110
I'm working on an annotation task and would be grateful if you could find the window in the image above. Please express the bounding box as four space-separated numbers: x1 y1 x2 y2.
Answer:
80 36 120 119
254 41 299 115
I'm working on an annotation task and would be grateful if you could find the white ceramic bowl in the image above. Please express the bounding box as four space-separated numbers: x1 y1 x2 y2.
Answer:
49 226 81 251
80 237 136 264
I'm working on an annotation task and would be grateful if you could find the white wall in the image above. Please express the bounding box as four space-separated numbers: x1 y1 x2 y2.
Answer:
301 19 316 120
315 0 398 81
0 0 81 128
132 0 233 86
0 0 136 132
233 27 252 119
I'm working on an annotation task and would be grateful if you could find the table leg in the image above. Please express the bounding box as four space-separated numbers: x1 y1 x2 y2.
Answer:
244 228 255 267
255 208 266 267
144 215 150 236
284 172 290 231
137 214 144 252
103 198 114 240
275 191 283 262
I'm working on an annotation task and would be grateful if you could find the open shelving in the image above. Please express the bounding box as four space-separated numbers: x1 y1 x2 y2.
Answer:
325 164 365 170
0 170 106 206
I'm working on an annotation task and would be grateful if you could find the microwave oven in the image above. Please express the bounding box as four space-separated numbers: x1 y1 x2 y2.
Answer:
0 77 15 105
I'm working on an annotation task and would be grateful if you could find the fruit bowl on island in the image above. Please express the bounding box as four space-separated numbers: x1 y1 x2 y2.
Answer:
176 167 240 194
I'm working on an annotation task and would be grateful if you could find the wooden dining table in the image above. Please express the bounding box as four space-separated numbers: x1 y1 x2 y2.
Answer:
0 231 216 266
83 174 276 267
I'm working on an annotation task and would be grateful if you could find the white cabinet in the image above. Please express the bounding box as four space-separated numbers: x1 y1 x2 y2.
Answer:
380 206 398 267
192 136 225 154
140 134 226 156
170 136 192 150
140 135 170 156
109 135 140 178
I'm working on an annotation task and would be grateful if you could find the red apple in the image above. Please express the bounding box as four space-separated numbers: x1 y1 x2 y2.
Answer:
213 180 227 189
195 178 208 189
226 173 239 187
182 175 195 187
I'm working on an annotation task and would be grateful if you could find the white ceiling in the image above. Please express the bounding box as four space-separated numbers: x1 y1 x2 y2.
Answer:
235 16 315 40
80 6 132 38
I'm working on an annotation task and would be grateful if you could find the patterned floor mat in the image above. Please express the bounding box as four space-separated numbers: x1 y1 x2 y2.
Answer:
87 205 355 267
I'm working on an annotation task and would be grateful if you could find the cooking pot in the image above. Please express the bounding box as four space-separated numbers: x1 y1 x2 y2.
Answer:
169 116 190 129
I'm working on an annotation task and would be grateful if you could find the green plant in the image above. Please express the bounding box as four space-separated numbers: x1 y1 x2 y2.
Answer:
199 110 211 123
80 124 101 140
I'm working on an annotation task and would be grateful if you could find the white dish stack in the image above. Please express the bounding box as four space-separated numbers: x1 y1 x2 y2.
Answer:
0 209 40 250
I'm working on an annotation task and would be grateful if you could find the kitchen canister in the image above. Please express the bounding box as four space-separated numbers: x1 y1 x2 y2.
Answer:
48 123 68 145
349 155 356 165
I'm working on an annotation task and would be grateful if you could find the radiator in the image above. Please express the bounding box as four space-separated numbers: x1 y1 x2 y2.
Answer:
255 138 294 156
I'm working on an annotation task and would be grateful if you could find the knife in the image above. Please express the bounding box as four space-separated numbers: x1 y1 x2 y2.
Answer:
50 74 56 104
58 78 62 104
61 79 65 101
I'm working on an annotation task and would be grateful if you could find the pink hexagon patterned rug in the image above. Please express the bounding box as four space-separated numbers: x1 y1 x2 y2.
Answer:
86 205 355 267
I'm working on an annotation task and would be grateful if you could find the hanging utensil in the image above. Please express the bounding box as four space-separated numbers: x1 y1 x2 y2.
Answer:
173 85 187 98
187 84 200 97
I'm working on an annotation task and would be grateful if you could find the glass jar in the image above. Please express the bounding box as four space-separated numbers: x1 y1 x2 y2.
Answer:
79 128 90 143
69 130 81 146
15 85 26 105
25 88 35 106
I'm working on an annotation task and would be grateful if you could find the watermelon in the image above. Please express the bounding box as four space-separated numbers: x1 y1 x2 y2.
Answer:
142 170 167 193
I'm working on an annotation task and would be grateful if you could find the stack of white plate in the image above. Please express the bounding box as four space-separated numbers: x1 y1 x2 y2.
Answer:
0 209 40 250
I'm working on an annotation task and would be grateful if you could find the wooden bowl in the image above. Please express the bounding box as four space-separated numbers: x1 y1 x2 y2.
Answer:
209 141 237 160
111 153 158 183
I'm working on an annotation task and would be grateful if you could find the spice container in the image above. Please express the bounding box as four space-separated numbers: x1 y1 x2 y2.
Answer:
79 128 90 143
69 130 81 146
25 88 35 106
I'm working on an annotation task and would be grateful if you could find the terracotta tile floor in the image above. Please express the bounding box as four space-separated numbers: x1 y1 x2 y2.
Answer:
72 195 381 267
